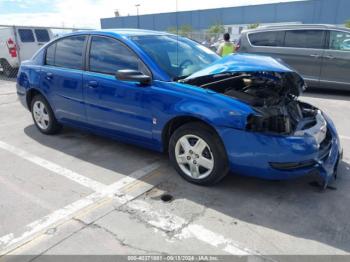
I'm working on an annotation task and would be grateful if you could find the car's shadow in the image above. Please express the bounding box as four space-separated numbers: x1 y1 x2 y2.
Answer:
23 125 166 176
24 124 350 253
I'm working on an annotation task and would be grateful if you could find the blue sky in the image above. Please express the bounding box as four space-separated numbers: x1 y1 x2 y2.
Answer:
0 0 298 28
0 0 54 14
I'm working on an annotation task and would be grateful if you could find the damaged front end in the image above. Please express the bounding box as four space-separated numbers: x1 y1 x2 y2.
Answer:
181 54 341 188
183 69 311 135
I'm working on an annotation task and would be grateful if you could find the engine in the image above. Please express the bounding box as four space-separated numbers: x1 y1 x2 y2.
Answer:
182 71 317 135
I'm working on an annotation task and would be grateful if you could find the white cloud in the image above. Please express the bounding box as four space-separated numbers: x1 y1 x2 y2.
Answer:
0 0 298 29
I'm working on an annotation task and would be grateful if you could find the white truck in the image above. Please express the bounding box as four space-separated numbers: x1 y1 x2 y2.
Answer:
0 26 53 77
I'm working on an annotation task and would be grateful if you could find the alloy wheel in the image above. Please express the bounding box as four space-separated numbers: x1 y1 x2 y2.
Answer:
33 101 50 130
175 134 214 179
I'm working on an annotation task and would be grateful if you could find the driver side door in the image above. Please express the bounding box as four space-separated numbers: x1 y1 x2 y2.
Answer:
83 35 154 143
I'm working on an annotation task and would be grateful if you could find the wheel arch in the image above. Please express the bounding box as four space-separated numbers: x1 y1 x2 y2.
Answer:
26 88 46 112
161 115 223 152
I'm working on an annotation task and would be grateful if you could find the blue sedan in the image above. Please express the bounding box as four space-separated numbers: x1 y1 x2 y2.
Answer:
16 29 342 187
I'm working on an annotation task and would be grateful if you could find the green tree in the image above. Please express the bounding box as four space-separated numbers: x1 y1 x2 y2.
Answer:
178 24 192 37
247 23 259 29
208 23 225 34
166 27 177 34
345 20 350 28
166 25 192 37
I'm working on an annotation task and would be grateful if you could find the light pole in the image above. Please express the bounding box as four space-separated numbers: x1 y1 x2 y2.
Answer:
135 4 140 29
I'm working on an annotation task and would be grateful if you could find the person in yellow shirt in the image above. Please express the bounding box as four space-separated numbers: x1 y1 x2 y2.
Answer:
217 33 235 57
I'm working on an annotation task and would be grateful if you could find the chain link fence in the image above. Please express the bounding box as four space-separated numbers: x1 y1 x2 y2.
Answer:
0 25 91 82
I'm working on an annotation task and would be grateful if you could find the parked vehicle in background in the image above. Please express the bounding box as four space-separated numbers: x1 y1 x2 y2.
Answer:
17 29 341 188
237 24 350 90
0 26 53 77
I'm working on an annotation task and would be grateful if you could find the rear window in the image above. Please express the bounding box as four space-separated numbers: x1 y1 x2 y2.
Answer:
35 29 50 42
55 36 86 70
249 31 285 47
46 35 86 70
18 29 35 42
45 43 56 66
284 30 325 49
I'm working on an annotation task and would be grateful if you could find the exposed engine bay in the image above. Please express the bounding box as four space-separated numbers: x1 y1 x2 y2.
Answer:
182 71 320 135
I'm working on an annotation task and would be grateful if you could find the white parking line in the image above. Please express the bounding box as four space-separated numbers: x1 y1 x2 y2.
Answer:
0 139 264 257
179 224 250 256
124 200 259 257
1 184 260 257
340 135 350 141
0 140 106 192
0 192 103 254
0 162 161 255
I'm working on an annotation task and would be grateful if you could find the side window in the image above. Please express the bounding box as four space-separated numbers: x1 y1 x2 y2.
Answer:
35 29 50 42
45 43 56 66
329 31 350 51
54 35 86 70
18 29 35 42
249 31 285 47
89 36 140 75
284 30 325 49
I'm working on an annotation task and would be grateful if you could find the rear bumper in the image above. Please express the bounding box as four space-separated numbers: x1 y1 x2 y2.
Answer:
217 112 341 183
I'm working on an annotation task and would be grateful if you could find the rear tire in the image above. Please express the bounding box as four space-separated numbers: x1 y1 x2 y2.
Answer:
169 122 229 186
31 94 61 135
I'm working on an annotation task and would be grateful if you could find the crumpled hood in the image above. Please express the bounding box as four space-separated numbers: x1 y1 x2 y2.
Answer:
184 53 305 97
187 53 294 78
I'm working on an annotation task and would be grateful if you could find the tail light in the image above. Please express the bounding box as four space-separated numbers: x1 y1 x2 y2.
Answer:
235 38 241 52
6 38 17 58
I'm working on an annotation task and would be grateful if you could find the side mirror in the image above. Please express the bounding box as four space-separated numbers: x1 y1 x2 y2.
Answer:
116 69 151 85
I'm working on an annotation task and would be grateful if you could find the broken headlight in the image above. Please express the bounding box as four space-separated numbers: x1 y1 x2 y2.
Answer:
246 114 291 134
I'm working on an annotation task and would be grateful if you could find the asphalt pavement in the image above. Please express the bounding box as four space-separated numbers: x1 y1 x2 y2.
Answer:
0 78 350 261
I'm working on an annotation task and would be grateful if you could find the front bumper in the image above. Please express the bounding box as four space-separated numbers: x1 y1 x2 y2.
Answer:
218 112 341 184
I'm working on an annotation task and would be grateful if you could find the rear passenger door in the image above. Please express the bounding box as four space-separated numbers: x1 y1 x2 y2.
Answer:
319 30 350 90
40 35 87 123
281 30 326 87
247 29 326 87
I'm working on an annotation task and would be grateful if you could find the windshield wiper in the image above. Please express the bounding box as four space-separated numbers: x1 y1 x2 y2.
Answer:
173 74 190 82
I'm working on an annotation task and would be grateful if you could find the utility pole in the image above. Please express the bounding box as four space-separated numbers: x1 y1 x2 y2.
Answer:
135 4 140 29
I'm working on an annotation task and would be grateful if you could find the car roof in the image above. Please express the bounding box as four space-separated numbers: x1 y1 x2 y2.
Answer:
242 24 350 33
66 28 172 38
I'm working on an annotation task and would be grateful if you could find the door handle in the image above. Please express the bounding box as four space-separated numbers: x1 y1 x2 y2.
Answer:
324 55 335 60
45 72 53 80
310 54 321 58
87 80 98 89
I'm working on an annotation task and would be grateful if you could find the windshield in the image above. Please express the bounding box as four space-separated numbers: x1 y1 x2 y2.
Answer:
130 35 220 79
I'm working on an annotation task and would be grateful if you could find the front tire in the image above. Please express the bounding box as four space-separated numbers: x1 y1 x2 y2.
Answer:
169 122 229 186
31 94 61 135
